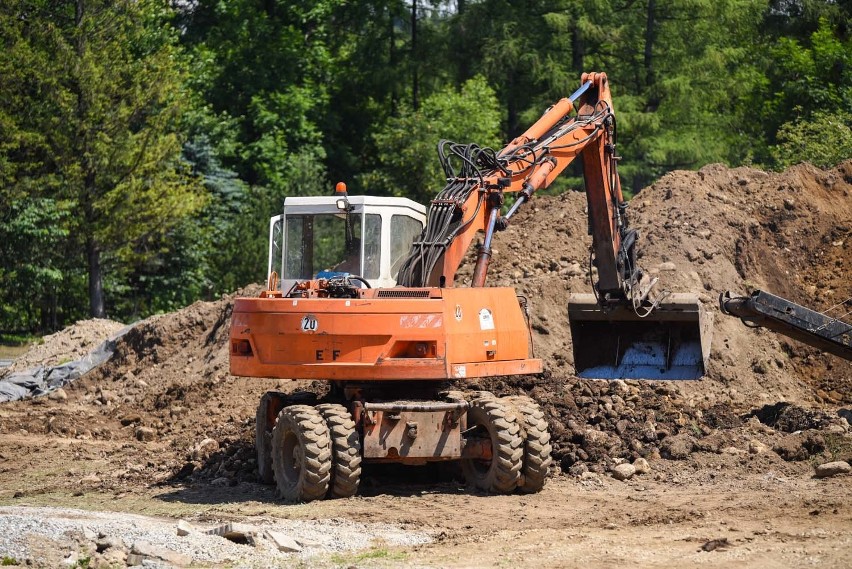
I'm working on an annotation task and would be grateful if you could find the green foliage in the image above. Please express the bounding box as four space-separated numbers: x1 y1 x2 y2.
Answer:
744 13 852 165
361 76 502 202
1 0 204 325
1 556 18 566
772 110 852 169
0 198 79 330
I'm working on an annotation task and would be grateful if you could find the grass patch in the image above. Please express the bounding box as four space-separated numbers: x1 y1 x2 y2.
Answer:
2 557 19 566
0 332 40 346
822 432 852 462
330 548 407 565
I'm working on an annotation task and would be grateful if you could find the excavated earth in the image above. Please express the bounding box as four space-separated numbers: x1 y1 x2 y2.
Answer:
0 161 850 568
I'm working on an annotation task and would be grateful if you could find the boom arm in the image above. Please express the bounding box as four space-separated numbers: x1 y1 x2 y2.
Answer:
396 73 643 304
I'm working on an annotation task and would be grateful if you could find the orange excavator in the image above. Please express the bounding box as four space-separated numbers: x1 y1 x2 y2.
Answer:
230 73 711 501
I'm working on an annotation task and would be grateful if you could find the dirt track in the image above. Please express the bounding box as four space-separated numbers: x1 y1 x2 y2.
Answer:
1 161 851 567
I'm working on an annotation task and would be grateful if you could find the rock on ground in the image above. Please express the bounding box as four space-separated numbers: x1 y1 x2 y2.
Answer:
814 461 851 478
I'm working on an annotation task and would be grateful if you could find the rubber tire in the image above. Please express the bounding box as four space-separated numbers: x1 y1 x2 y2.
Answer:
461 397 523 493
316 403 362 498
271 405 332 502
504 395 552 493
255 394 278 485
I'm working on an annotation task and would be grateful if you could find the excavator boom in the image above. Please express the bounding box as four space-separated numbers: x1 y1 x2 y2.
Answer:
721 290 852 361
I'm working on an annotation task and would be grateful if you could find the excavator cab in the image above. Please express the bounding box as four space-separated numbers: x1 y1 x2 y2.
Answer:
568 293 712 379
268 195 426 291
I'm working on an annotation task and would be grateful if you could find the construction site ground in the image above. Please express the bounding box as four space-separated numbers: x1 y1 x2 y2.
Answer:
1 161 850 568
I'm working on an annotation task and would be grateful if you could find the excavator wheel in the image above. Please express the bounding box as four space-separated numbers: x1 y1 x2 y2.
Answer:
503 395 552 493
270 405 332 502
316 403 362 499
461 397 523 493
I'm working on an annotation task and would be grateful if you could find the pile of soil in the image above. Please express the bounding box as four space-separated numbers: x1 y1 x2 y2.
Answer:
462 160 852 408
1 319 126 377
1 161 850 492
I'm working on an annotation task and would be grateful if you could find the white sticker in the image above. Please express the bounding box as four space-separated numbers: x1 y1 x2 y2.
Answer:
300 315 318 332
399 314 443 328
454 304 463 321
478 308 495 331
454 365 467 378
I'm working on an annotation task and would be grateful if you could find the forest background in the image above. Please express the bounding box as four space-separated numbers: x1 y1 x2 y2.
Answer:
1 0 850 334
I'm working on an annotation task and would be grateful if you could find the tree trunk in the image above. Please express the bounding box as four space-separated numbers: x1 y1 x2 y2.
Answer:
411 0 419 110
76 0 104 318
87 237 105 318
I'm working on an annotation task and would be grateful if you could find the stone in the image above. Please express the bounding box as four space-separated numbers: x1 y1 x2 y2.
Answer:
748 439 769 454
135 426 156 442
96 536 125 553
566 263 583 277
210 476 230 487
176 520 194 536
814 461 851 478
82 526 97 541
660 434 696 460
205 522 257 544
131 540 192 567
611 463 636 481
658 262 677 272
265 530 303 553
120 414 142 426
633 457 651 474
192 438 219 461
126 552 144 566
48 388 68 401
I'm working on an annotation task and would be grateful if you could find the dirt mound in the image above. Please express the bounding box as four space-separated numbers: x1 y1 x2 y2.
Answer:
0 162 849 493
458 160 852 408
2 319 126 377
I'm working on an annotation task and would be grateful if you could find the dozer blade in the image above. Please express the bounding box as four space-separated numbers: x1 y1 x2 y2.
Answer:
568 293 712 380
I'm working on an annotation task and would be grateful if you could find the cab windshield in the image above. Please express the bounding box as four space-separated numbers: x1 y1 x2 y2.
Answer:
282 213 381 280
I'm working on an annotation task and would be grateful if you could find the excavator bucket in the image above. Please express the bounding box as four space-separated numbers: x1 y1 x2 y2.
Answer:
568 293 712 380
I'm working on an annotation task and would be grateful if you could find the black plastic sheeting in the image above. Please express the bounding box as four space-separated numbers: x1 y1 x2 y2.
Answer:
0 325 132 403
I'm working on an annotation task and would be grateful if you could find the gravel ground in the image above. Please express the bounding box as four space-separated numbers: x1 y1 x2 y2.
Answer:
0 506 432 567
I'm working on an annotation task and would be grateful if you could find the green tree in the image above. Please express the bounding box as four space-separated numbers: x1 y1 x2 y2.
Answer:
0 199 77 330
772 110 852 169
751 16 852 164
360 76 502 203
1 0 204 320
